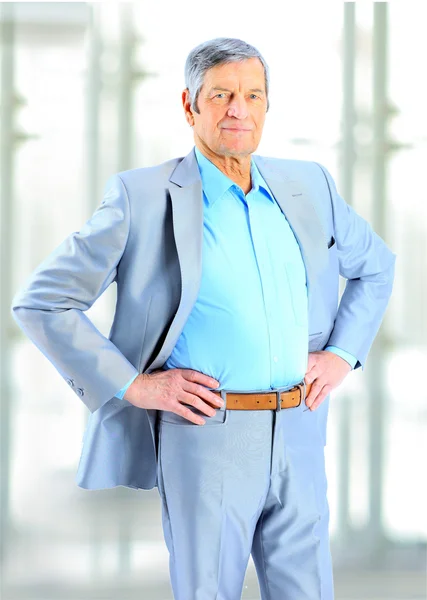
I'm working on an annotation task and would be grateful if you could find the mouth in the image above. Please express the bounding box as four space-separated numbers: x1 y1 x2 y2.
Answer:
221 127 252 132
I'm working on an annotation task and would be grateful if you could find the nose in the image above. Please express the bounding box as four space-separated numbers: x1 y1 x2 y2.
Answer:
227 94 248 119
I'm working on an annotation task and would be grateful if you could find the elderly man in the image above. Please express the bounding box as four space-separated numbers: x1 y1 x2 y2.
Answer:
12 37 395 599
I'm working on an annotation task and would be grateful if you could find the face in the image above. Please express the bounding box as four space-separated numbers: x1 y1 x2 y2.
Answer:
183 57 268 159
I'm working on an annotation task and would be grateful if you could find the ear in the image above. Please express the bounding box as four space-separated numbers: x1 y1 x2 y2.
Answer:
182 89 194 126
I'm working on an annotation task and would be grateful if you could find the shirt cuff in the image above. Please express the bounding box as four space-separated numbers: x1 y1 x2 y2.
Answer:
324 345 358 370
115 372 139 400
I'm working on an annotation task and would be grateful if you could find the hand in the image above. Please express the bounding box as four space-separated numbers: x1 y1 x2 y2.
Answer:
123 368 223 425
304 351 352 411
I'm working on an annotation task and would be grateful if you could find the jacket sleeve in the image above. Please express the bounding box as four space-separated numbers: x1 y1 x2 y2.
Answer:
10 174 139 413
315 162 397 371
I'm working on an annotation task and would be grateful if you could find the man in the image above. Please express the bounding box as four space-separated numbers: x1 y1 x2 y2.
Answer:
11 37 396 599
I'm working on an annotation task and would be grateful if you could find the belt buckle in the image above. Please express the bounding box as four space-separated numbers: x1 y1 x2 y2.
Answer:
275 380 306 412
274 384 290 412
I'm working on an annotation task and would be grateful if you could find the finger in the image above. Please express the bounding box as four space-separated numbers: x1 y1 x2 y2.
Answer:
181 368 220 390
174 407 206 426
306 352 318 370
178 391 218 418
309 384 332 411
305 379 324 408
304 365 320 385
171 393 211 425
183 381 224 407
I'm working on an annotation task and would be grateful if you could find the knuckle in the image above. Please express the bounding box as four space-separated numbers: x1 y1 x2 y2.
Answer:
186 381 199 395
166 371 178 387
198 386 220 405
196 384 211 399
173 406 190 422
188 394 215 416
186 369 197 381
172 369 182 383
191 394 203 408
184 394 196 407
163 398 175 411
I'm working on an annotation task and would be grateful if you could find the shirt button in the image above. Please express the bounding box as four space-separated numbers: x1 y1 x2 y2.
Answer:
273 356 278 363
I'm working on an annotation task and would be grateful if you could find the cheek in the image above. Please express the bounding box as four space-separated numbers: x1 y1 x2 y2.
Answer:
255 117 265 132
201 116 219 136
254 110 266 127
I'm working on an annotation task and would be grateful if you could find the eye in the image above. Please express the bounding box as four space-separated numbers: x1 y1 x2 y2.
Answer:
249 94 259 100
215 93 226 98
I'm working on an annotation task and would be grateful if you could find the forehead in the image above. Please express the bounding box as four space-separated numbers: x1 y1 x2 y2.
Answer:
202 58 265 90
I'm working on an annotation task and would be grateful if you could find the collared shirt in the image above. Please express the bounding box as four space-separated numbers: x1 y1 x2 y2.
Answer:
116 148 356 398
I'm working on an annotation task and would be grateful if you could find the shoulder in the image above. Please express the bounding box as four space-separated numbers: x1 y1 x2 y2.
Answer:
113 156 184 189
254 154 330 182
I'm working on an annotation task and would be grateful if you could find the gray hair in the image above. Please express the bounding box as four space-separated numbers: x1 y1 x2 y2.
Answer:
184 37 270 114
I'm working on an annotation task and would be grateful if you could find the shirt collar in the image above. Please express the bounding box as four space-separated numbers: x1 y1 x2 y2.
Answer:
194 146 274 206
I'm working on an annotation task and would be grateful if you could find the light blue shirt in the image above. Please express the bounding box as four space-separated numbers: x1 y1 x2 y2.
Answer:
115 148 356 399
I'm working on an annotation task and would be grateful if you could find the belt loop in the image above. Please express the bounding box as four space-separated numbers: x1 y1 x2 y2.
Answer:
298 379 306 406
275 389 282 412
220 389 227 408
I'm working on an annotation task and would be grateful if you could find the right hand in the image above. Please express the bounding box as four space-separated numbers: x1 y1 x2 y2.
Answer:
123 368 223 425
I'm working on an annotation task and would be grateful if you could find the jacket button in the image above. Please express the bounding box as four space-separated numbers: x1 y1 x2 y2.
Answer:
76 388 84 396
67 379 74 387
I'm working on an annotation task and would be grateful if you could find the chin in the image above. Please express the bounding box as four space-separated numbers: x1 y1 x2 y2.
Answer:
219 143 256 157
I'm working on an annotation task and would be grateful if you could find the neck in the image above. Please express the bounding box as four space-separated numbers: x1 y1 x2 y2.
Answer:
195 140 252 194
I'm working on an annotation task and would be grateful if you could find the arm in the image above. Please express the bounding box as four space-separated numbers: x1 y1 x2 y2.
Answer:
315 162 396 371
11 174 139 413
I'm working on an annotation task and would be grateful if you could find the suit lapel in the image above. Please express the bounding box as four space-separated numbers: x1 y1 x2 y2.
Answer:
146 150 204 371
252 155 329 310
169 179 204 316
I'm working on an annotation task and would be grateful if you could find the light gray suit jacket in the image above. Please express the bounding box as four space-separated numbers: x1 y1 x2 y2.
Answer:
11 147 396 490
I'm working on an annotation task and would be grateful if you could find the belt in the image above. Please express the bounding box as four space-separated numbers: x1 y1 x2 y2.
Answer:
212 381 312 411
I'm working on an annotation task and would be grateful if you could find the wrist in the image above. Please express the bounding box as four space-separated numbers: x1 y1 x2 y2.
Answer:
123 374 142 402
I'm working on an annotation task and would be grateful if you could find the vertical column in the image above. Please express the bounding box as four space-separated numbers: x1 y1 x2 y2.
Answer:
0 2 15 565
85 3 102 214
117 2 154 171
336 0 356 550
366 1 389 557
84 5 103 574
117 2 134 171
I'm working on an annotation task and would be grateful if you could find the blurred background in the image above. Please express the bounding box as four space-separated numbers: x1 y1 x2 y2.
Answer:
1 1 426 599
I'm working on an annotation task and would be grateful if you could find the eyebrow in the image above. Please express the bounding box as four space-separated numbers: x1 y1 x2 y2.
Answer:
209 87 265 95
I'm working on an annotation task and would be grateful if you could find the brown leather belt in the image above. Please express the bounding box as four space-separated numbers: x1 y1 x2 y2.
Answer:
212 381 312 411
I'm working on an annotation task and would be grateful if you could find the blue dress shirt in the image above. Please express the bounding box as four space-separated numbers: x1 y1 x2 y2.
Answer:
115 148 356 399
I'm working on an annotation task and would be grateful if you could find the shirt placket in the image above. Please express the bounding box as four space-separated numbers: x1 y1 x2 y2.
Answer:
245 192 283 388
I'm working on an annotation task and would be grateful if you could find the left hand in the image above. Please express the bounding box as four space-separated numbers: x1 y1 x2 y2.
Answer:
304 351 352 411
